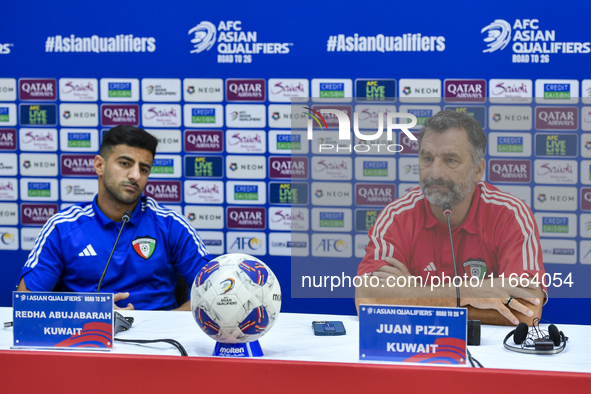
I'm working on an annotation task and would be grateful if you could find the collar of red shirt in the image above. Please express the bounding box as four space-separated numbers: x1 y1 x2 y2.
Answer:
423 183 481 235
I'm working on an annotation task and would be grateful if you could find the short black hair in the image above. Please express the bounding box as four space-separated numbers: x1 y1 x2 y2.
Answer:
418 110 487 166
99 125 158 159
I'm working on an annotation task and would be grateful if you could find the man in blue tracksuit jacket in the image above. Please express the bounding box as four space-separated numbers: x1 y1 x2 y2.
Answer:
17 125 211 310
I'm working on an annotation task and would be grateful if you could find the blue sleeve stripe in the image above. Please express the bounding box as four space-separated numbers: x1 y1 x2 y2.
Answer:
145 198 209 258
25 205 95 269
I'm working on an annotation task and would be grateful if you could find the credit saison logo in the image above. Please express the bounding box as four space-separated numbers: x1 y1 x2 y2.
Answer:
188 20 292 63
66 132 91 149
275 133 300 150
302 107 416 153
27 182 51 198
481 18 590 63
541 216 568 234
233 184 259 201
44 34 156 53
497 136 523 153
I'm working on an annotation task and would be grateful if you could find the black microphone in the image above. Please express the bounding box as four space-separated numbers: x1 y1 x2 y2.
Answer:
442 203 460 307
442 203 481 346
97 210 132 293
96 210 134 334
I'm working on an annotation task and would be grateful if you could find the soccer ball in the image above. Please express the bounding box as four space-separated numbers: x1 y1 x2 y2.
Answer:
191 253 282 343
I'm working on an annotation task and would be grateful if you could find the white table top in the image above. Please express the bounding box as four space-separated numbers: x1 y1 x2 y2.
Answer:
1 307 589 373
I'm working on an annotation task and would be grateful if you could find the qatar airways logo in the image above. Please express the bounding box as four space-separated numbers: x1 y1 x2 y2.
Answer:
19 79 57 100
144 181 181 203
101 104 139 126
489 159 531 183
61 154 95 176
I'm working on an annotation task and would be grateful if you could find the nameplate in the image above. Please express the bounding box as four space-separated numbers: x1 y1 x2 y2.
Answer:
359 304 467 364
13 291 114 350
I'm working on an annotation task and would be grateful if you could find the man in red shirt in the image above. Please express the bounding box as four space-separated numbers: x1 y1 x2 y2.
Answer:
356 110 545 326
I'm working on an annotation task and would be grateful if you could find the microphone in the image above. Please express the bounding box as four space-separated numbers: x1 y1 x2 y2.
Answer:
97 210 132 293
442 203 460 307
441 203 481 346
96 209 134 334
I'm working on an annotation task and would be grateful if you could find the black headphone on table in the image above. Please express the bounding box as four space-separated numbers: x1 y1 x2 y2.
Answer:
503 317 568 355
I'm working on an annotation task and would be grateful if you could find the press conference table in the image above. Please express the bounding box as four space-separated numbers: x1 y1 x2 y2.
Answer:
0 308 589 392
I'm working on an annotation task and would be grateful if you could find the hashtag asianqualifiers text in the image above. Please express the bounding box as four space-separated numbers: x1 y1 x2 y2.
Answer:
45 35 156 53
326 33 445 52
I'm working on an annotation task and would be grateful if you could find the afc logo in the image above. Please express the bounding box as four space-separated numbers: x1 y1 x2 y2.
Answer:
315 238 348 252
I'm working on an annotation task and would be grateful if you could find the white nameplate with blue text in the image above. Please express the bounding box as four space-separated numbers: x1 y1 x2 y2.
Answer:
359 304 467 364
13 291 114 350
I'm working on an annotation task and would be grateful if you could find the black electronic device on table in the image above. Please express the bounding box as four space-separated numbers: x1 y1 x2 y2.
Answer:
312 321 346 336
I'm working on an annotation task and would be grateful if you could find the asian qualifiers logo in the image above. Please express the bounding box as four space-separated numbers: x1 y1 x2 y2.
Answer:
189 21 217 53
481 19 511 53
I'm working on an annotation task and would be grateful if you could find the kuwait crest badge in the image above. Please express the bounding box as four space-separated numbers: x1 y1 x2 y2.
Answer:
462 258 488 279
132 236 156 259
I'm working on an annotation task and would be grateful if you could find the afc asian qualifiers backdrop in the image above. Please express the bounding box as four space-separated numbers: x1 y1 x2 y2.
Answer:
1 0 591 324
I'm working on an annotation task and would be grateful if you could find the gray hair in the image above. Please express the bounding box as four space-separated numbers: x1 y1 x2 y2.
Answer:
418 110 487 167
